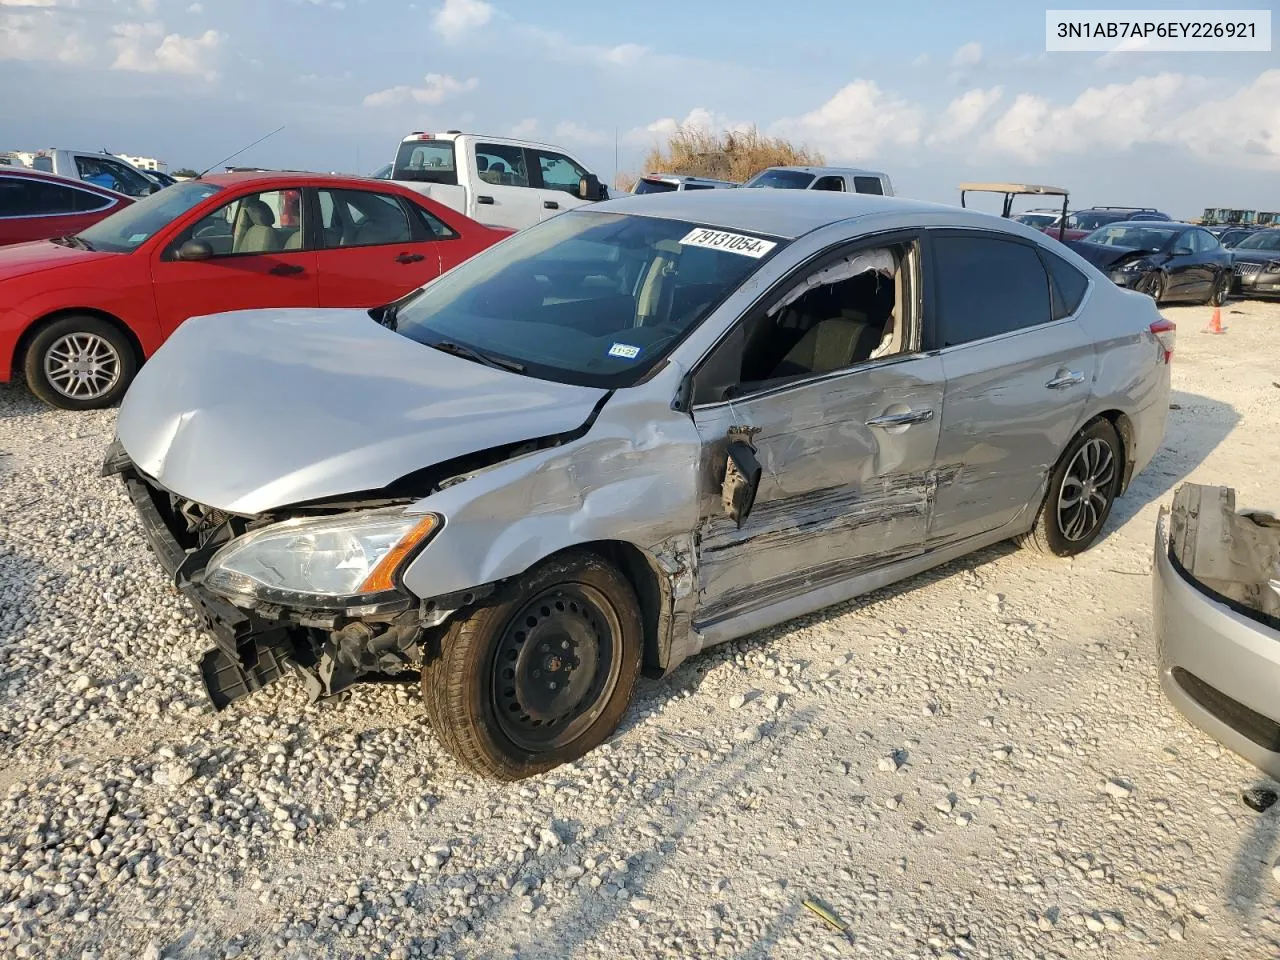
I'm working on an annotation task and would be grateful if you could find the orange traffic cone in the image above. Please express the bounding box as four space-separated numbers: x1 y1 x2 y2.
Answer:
1205 306 1225 335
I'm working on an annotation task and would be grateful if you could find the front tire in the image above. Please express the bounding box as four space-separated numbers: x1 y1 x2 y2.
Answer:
1018 418 1122 557
422 550 642 780
1207 269 1230 307
23 315 137 410
1137 271 1166 304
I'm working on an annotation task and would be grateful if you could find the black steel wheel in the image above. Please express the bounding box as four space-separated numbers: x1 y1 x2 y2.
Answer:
1018 417 1122 557
421 550 642 780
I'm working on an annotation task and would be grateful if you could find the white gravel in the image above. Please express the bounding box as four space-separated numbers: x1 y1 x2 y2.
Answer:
0 299 1278 959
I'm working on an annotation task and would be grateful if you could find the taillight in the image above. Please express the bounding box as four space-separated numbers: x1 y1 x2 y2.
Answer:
1150 318 1175 363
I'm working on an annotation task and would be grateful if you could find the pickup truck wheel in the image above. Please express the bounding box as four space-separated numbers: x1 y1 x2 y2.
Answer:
23 315 137 410
421 550 642 780
1018 418 1122 557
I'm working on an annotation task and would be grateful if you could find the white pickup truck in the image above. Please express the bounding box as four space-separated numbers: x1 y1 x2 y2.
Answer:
25 149 161 198
389 131 610 231
741 165 895 197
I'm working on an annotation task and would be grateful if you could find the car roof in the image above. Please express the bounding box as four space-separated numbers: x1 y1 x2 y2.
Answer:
643 173 735 184
766 165 888 177
0 165 127 197
593 189 996 240
198 171 414 189
1096 220 1192 230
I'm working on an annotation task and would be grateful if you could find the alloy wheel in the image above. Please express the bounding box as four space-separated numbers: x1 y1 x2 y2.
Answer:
1057 438 1116 542
42 332 122 401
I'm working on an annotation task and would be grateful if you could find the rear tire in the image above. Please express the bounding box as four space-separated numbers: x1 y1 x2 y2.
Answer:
1018 418 1122 557
421 550 642 780
23 315 137 410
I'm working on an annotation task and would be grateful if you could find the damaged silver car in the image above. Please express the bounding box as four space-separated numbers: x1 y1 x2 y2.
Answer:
1156 484 1280 779
106 190 1174 779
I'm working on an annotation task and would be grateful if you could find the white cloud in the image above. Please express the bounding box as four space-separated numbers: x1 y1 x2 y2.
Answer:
637 107 751 143
1173 70 1280 169
0 10 91 62
136 0 157 13
186 2 202 11
910 53 930 68
929 86 1003 145
508 117 538 138
951 41 982 69
431 0 491 41
599 42 647 65
773 80 923 160
362 72 477 107
109 21 224 80
989 73 1190 162
0 0 60 6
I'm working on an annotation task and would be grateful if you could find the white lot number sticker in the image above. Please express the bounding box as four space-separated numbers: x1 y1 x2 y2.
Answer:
679 227 777 259
608 342 640 359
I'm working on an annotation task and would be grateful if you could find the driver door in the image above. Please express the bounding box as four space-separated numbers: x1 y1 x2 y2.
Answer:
688 234 945 629
149 187 319 335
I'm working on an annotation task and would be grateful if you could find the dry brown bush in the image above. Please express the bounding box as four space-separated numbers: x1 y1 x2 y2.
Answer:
617 125 824 189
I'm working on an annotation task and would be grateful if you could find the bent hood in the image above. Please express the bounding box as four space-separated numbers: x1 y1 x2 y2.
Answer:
1064 239 1154 271
115 308 608 514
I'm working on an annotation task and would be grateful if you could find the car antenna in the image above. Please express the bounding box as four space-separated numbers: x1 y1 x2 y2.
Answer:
195 126 285 179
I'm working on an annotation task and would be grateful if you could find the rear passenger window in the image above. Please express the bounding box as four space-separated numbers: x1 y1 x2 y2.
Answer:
853 176 884 195
318 189 412 248
1040 249 1089 320
930 235 1051 348
0 178 108 215
813 176 846 192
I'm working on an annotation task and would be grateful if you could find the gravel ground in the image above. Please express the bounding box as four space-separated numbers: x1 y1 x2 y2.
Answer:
0 298 1278 960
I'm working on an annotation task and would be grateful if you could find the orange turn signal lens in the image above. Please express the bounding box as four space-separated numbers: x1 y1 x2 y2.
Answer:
357 514 439 594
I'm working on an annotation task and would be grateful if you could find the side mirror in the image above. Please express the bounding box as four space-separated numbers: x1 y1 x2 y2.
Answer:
578 174 604 202
721 438 762 528
176 239 214 261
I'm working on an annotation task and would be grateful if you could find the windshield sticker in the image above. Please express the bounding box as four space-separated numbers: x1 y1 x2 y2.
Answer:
679 227 777 259
608 342 641 359
128 233 149 243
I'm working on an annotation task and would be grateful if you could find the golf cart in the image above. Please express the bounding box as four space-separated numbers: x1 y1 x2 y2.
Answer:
959 182 1070 242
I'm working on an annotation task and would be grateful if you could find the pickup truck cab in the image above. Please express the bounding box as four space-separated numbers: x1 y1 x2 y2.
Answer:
742 165 894 197
26 149 160 199
390 132 607 231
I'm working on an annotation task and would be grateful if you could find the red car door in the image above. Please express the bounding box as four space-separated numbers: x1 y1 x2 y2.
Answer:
149 186 318 335
312 187 445 307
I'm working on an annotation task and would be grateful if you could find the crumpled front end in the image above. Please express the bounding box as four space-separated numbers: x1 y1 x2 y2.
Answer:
105 439 474 709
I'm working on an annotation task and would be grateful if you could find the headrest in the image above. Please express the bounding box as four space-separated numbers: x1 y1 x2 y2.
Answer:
244 199 275 227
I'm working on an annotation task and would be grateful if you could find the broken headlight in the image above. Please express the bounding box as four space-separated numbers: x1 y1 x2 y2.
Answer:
201 509 440 608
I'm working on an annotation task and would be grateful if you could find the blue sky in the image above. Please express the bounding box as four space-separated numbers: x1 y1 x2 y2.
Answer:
2 0 1278 217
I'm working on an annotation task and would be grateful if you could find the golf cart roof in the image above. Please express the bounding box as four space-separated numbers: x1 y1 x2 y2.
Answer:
959 182 1069 196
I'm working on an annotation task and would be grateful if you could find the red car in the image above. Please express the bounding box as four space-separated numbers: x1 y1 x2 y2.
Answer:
0 172 512 409
0 167 133 247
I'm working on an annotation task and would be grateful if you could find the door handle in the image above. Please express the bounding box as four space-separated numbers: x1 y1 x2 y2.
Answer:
866 409 934 428
543 200 559 210
269 263 305 276
477 195 494 205
1045 370 1085 389
395 253 425 264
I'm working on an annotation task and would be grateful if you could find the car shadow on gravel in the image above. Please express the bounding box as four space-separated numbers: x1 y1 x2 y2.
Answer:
466 707 831 959
1102 389 1240 539
1226 780 1280 920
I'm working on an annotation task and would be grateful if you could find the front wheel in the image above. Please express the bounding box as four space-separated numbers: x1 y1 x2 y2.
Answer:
23 315 137 410
421 550 642 780
1137 271 1166 304
1018 418 1122 557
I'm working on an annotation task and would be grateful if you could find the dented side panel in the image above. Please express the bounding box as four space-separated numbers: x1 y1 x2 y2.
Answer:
931 317 1097 541
690 354 945 628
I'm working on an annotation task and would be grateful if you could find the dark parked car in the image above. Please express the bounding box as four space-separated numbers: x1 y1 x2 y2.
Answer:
1068 221 1231 305
1214 226 1262 248
1229 228 1280 299
1050 207 1172 242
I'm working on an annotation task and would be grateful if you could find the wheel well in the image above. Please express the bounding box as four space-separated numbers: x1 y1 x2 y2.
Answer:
13 308 143 379
1095 409 1135 493
569 540 670 674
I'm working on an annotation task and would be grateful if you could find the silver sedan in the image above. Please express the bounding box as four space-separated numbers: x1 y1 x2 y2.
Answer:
107 190 1174 779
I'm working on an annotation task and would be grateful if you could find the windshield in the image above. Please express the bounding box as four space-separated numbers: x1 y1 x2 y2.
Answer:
743 169 815 190
1013 213 1057 228
393 139 457 184
77 180 222 253
1083 224 1180 250
1236 230 1280 251
634 178 678 194
370 162 393 179
394 210 787 389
